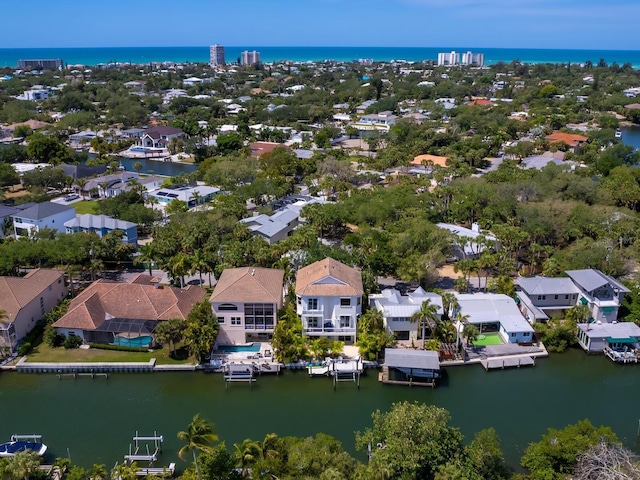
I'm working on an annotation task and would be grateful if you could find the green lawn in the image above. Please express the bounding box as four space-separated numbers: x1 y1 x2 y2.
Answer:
72 200 98 214
25 343 194 365
473 332 504 347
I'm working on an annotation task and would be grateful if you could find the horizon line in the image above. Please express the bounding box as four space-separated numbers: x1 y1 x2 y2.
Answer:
1 45 639 53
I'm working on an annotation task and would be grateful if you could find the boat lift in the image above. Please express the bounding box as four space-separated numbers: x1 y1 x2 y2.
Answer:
11 434 43 442
124 432 163 466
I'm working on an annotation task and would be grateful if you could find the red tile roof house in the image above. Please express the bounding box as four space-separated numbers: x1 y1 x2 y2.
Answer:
52 274 206 345
0 269 67 355
249 142 289 158
210 267 285 345
545 132 588 154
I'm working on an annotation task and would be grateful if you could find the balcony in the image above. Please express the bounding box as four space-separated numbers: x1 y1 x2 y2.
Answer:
302 308 324 315
304 327 356 335
244 324 275 331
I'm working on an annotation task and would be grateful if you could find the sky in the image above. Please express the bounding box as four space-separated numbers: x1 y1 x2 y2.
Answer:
1 0 639 50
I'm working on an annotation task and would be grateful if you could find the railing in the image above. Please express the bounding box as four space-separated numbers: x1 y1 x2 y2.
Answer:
244 325 275 330
304 327 356 334
302 308 324 315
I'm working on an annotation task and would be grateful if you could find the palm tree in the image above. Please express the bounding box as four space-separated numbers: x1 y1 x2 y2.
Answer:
6 450 41 480
135 243 157 276
98 181 110 199
233 439 261 479
171 252 190 288
454 312 470 353
190 249 208 286
177 414 218 480
439 291 459 320
132 162 143 174
75 178 88 199
411 299 440 349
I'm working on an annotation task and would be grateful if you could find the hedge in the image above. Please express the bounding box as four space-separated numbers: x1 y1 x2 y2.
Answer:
89 343 149 353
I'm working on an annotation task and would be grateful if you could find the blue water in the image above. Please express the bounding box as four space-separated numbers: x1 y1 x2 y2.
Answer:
622 126 640 150
1 46 640 68
217 343 261 353
111 335 153 348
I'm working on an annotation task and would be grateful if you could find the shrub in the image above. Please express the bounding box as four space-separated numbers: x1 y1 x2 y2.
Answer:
17 342 32 356
63 335 83 349
88 343 148 353
43 326 65 347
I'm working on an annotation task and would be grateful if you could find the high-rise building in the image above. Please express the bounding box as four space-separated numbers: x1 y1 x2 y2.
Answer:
461 51 484 67
241 50 261 66
209 44 225 67
18 59 63 70
437 51 459 67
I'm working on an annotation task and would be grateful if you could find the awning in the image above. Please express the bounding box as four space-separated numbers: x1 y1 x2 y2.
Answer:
580 297 588 305
606 337 637 344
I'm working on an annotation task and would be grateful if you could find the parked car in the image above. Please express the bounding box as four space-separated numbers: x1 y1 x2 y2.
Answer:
64 194 80 202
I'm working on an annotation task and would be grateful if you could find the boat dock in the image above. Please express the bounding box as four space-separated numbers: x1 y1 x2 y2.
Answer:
378 366 436 387
480 356 535 370
16 358 156 373
223 363 257 387
604 346 639 364
117 431 175 476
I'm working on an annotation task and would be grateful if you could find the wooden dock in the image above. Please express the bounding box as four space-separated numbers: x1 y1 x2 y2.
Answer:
481 356 535 370
378 366 436 388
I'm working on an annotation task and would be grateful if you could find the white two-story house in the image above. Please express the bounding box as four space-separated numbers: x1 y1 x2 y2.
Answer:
210 267 285 345
369 287 443 341
516 276 580 322
295 258 363 344
12 202 76 237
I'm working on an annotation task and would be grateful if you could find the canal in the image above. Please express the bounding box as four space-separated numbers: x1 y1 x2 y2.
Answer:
622 125 640 151
1 349 639 469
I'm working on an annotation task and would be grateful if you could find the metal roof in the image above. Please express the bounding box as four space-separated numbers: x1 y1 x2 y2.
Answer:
516 276 579 296
566 269 630 293
456 293 534 334
384 349 440 370
577 321 640 339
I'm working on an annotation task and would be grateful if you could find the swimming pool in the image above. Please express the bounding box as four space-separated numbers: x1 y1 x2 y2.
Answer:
217 343 261 353
112 335 153 348
129 147 162 153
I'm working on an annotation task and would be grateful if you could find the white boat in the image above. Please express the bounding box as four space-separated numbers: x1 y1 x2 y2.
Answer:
0 440 47 457
615 129 622 138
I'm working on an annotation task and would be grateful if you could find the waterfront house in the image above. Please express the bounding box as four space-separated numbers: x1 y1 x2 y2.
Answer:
565 269 629 323
64 214 138 248
576 321 640 354
52 274 206 345
140 126 184 149
454 293 535 344
295 258 363 344
352 111 397 132
12 202 76 237
516 276 580 322
369 287 443 341
0 269 67 354
78 172 140 198
210 267 285 345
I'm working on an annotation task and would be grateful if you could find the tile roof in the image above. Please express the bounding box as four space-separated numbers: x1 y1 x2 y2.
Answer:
249 142 289 158
545 132 588 147
210 268 285 304
295 258 364 297
0 269 64 323
411 154 448 168
53 276 206 331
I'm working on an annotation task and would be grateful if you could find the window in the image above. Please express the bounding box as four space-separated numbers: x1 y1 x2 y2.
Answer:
357 297 361 305
340 298 351 307
307 317 320 328
217 317 225 324
48 285 52 292
542 295 546 300
565 295 569 300
511 333 516 337
554 295 558 300
244 303 275 329
537 295 542 301
218 304 238 311
297 296 301 305
230 317 241 325
339 316 351 328
308 298 318 310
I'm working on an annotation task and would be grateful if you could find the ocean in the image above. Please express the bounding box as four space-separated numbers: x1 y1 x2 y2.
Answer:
1 46 640 68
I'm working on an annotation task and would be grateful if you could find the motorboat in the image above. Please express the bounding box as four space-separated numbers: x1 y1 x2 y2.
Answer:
615 128 622 138
0 439 47 457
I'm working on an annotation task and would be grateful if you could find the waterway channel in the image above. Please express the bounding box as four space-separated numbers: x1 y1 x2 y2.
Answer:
1 349 639 470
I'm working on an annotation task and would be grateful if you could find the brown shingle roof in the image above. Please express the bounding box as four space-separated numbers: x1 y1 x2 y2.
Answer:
210 268 284 305
53 279 206 330
295 258 363 297
0 269 64 323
